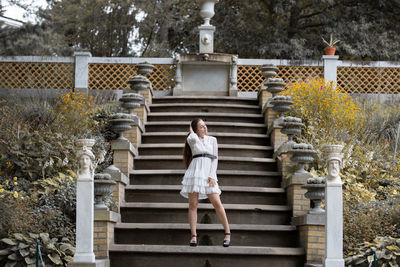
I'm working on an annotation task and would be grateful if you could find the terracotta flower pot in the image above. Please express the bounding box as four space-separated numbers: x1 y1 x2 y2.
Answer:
324 46 336 56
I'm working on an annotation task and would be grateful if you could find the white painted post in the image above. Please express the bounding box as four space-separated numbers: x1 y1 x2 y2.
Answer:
74 51 92 94
323 144 344 267
322 55 339 83
73 139 96 263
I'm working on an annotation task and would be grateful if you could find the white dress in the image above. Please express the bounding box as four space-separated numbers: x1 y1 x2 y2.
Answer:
180 133 222 200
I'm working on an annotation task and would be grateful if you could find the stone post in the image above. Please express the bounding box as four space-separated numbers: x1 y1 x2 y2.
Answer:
323 145 344 267
73 139 96 264
197 0 219 53
93 210 120 260
74 51 92 94
322 55 339 83
111 139 138 177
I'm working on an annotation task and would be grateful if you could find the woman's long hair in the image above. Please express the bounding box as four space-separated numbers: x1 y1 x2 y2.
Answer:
183 118 202 169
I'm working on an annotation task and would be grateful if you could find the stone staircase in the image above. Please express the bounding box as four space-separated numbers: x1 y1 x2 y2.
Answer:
109 96 305 267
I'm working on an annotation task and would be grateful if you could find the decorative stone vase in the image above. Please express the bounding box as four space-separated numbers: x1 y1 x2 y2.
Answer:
137 62 155 77
302 177 325 214
110 113 135 141
94 173 115 210
197 0 219 26
265 78 285 97
324 46 336 56
281 116 304 142
260 64 279 80
289 143 317 174
270 95 294 118
119 93 144 114
76 139 96 150
128 75 150 93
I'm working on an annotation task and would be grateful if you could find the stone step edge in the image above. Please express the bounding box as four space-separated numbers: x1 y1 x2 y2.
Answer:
148 112 263 118
130 169 281 176
120 202 290 211
145 121 266 128
126 185 284 193
114 223 296 231
142 132 268 138
134 155 276 163
109 244 305 256
139 144 273 151
150 103 260 109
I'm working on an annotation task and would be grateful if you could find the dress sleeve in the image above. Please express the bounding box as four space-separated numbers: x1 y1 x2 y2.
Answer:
187 133 200 146
208 137 218 181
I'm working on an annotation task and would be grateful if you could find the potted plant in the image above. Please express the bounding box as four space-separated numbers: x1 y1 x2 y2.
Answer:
322 34 340 56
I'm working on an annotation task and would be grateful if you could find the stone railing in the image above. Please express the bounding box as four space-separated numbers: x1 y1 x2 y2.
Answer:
1 54 399 95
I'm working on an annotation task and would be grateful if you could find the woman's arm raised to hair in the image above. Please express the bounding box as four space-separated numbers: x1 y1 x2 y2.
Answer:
187 132 200 146
208 137 218 181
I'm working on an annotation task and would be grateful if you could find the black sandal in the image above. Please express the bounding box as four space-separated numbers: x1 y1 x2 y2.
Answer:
189 234 198 247
223 233 231 247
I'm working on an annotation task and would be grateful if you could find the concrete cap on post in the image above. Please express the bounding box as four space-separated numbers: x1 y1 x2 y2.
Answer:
74 50 92 95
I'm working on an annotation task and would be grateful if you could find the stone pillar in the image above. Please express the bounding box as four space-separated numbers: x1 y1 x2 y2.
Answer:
74 139 96 263
74 51 92 94
197 0 219 53
111 139 137 177
323 145 344 267
322 55 339 83
270 127 288 152
104 166 129 213
292 215 326 267
282 173 311 217
229 55 238 96
94 210 120 260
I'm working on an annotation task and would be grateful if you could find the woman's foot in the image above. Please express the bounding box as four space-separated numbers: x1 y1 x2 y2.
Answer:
223 233 231 247
189 234 198 247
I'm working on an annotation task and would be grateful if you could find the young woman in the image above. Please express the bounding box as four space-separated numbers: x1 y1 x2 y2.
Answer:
180 118 231 247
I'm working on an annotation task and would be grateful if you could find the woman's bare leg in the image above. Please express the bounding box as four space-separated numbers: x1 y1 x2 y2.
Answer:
188 192 199 242
207 193 230 241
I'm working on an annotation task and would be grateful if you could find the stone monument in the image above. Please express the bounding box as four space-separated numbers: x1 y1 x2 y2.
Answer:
173 0 238 96
324 144 345 267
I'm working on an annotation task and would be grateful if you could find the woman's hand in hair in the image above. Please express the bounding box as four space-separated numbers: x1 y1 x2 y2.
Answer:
208 177 216 187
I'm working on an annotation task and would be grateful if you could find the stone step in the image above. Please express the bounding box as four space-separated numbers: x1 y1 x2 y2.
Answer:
147 112 264 123
120 203 291 225
144 121 267 134
141 132 270 146
130 170 282 188
149 103 261 114
125 185 286 205
114 223 298 247
138 143 273 158
152 96 259 106
109 244 305 267
133 155 277 172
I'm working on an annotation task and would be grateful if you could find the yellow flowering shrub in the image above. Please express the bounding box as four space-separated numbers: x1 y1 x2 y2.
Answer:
281 78 364 142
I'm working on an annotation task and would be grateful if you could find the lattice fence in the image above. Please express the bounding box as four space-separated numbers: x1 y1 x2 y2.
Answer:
88 63 175 90
338 67 400 94
237 65 324 92
0 62 74 89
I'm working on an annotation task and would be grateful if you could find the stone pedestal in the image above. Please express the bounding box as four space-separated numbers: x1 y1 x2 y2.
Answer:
173 53 238 96
104 166 129 213
292 214 326 267
322 56 339 83
111 139 137 177
270 126 288 152
264 105 279 129
258 89 272 110
282 172 311 217
125 115 145 148
199 25 216 53
93 210 120 260
74 51 91 95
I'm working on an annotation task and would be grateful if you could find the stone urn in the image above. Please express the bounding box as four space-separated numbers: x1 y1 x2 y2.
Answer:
302 177 325 214
137 62 155 77
119 93 144 114
94 173 116 210
260 64 279 80
281 116 304 142
110 113 136 141
265 77 285 97
197 0 219 26
289 143 317 174
270 95 294 118
76 139 96 150
128 75 150 93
